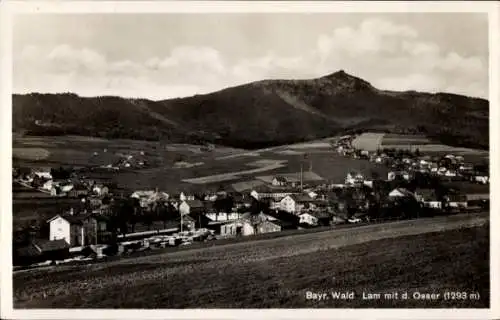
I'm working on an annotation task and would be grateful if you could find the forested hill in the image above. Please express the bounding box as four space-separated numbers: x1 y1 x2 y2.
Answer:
13 70 489 149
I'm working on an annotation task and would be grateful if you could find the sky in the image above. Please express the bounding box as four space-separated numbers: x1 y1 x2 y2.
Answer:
13 13 489 100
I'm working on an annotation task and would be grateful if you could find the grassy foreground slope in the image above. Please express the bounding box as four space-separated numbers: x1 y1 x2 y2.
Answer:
14 213 489 308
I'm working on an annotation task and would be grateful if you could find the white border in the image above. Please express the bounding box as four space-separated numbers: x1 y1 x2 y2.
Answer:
1 1 498 320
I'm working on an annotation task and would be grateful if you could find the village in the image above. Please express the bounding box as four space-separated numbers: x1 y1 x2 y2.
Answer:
12 134 490 268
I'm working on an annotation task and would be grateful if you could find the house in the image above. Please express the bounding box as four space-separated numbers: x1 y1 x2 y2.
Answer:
33 169 52 180
60 183 74 194
47 211 109 247
256 220 282 234
388 171 411 181
299 212 318 226
414 188 442 209
205 211 241 222
474 175 489 184
446 194 468 209
299 211 331 226
250 186 299 201
345 172 364 185
41 180 55 192
388 188 414 199
279 194 315 214
220 219 255 237
444 170 457 177
68 184 89 198
92 184 109 197
272 176 289 187
219 212 282 237
179 199 205 216
131 189 169 208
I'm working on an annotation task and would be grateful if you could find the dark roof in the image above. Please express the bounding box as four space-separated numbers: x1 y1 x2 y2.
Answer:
414 188 438 200
270 219 296 228
274 176 288 182
448 194 467 202
49 212 102 225
33 239 70 252
290 194 314 203
310 211 331 219
16 244 42 257
185 199 204 208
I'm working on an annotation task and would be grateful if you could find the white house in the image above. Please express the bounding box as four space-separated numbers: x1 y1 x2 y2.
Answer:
92 184 109 196
447 195 468 209
444 170 457 177
272 176 288 187
414 188 441 209
60 184 74 194
48 215 73 245
46 211 107 247
387 171 410 181
279 194 315 214
308 191 318 199
42 180 55 191
219 212 279 237
34 170 52 180
363 180 374 188
205 212 241 222
299 213 319 226
388 188 414 199
474 175 489 184
179 199 205 216
345 172 364 185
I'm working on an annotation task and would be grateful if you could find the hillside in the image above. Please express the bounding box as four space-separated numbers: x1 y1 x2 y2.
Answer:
12 70 489 149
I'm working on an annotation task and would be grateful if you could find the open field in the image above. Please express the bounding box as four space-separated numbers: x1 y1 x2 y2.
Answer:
12 136 387 196
352 133 385 151
13 135 243 168
352 132 488 156
12 147 51 161
13 212 489 308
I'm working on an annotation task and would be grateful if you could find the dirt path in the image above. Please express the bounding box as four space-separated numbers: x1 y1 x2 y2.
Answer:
181 160 288 184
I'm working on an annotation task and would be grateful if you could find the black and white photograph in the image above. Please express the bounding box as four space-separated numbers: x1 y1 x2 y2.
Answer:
1 1 498 318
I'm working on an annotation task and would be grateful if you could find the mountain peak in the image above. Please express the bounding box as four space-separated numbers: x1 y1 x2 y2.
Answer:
319 70 374 92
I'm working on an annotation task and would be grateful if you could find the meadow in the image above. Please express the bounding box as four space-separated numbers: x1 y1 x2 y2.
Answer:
13 212 489 308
